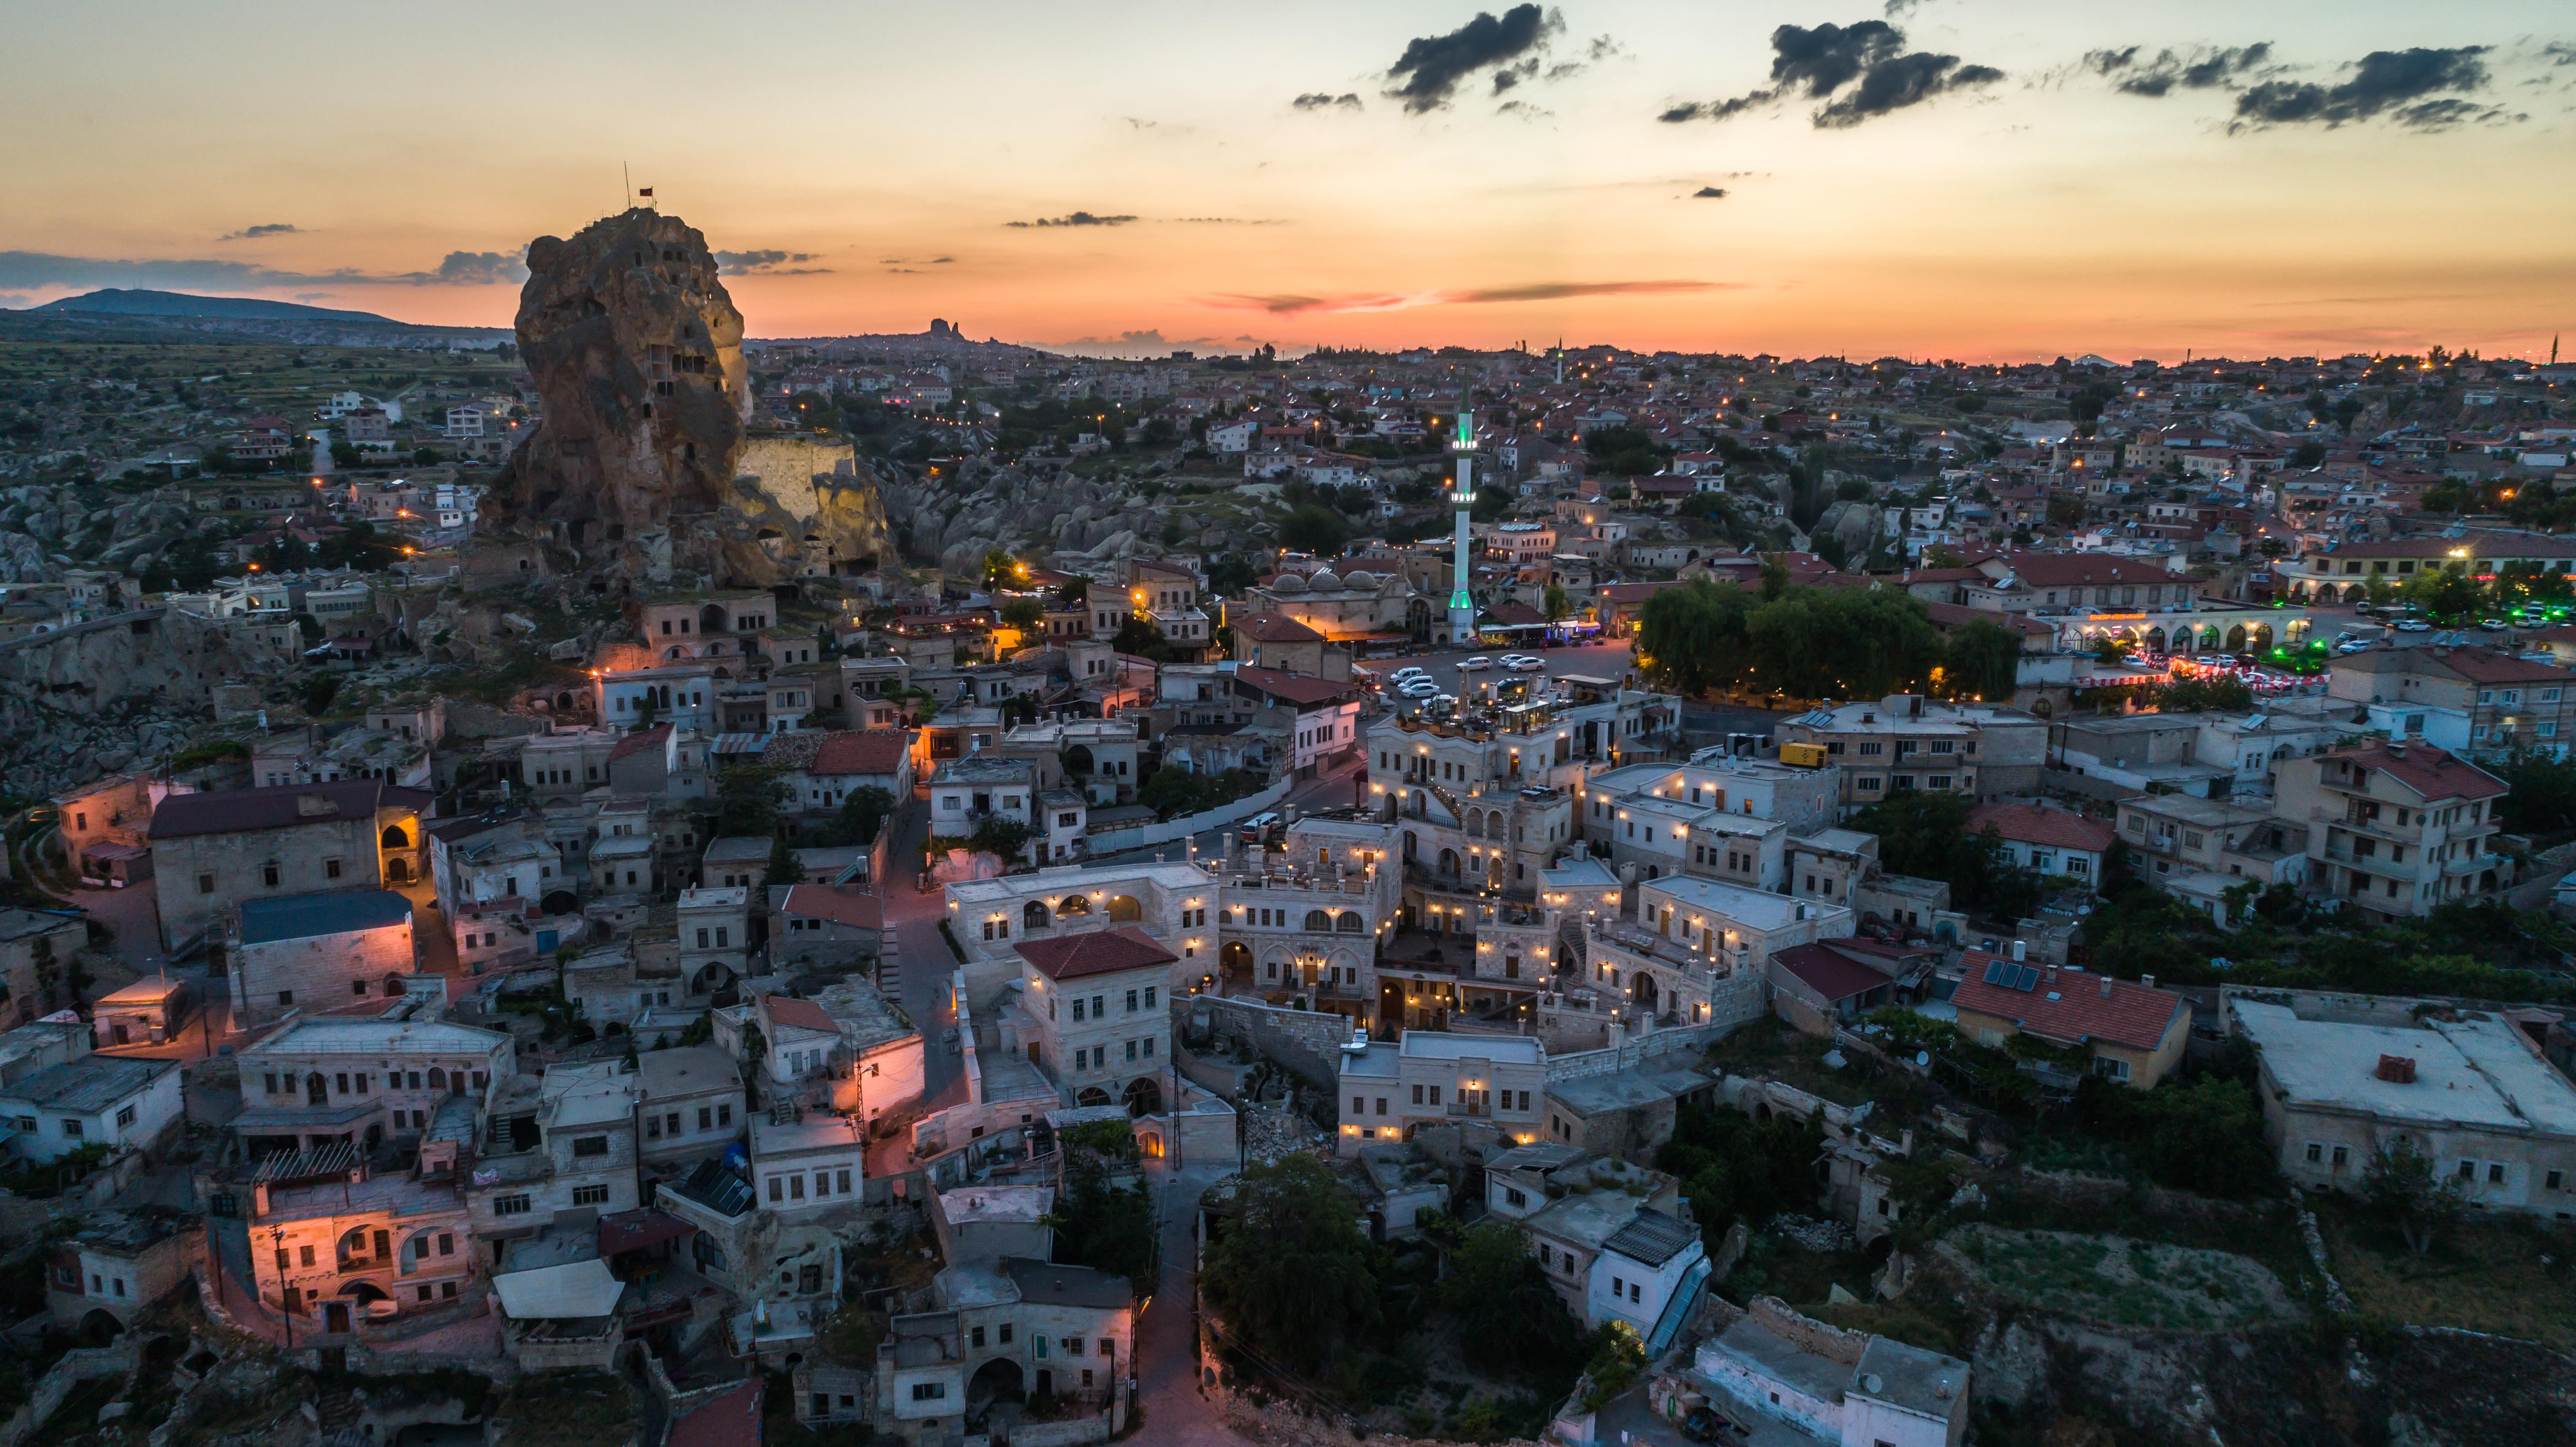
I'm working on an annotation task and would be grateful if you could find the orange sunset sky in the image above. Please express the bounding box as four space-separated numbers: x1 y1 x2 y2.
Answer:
4 1 2572 362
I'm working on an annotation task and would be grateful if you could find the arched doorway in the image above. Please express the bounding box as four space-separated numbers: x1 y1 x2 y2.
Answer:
381 824 410 849
1106 895 1142 922
306 1072 328 1107
696 963 733 994
2225 624 2248 651
1633 973 1659 1010
541 889 579 915
79 1310 122 1345
701 603 728 635
1055 895 1091 918
1219 940 1253 983
1123 1077 1163 1116
1076 1086 1112 1107
969 1357 1026 1413
1438 848 1460 878
385 858 412 884
1022 901 1049 933
1063 744 1094 778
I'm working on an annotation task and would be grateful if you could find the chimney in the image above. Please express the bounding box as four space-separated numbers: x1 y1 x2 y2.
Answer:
2099 976 2114 997
2385 741 2406 758
2376 1054 2417 1083
2011 940 2027 963
2044 965 2059 987
2141 974 2156 990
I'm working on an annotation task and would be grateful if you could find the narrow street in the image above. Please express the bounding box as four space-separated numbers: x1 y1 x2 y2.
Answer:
1135 1161 1255 1447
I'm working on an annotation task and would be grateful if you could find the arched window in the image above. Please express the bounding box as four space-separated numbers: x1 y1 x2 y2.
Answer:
1056 895 1091 917
381 824 410 849
1304 910 1332 931
1022 901 1050 932
1106 895 1143 922
427 1067 447 1091
1337 913 1366 933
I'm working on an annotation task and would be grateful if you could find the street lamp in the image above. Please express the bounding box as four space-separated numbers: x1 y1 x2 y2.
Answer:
269 1223 295 1350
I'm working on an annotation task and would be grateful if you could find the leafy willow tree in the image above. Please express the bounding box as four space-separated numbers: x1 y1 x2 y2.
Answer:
1201 1155 1379 1372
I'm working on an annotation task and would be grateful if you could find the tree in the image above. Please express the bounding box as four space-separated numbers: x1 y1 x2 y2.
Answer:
1845 789 2043 918
1542 583 1569 621
711 763 788 839
981 547 1016 588
765 834 801 890
999 596 1045 631
1201 1155 1379 1371
1940 620 2023 702
1276 504 1349 555
1050 1128 1155 1281
1439 1219 1583 1376
1111 614 1170 662
2289 440 2327 468
807 786 896 848
2401 565 2487 624
2362 1135 2465 1256
1632 578 1757 697
967 813 1039 865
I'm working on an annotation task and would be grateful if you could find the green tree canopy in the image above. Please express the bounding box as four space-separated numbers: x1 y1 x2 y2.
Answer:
1201 1155 1379 1371
1438 1219 1584 1376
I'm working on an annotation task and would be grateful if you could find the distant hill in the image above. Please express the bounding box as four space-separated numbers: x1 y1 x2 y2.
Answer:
31 289 398 326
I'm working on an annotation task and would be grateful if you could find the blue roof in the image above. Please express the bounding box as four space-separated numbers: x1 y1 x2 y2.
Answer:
237 890 412 945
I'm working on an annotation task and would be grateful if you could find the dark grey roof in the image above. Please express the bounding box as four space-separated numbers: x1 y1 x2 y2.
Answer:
1000 1256 1133 1310
0 1055 174 1114
0 909 82 944
151 780 429 840
668 1156 754 1218
1602 1207 1700 1268
238 889 412 945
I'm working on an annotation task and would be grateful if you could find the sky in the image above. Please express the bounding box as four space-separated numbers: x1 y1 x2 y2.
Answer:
3 1 2572 362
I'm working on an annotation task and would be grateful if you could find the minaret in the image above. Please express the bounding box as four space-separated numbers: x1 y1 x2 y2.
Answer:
1448 404 1477 647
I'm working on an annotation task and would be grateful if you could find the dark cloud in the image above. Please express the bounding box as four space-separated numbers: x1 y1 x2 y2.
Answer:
1293 92 1364 111
1384 4 1559 114
1692 187 1728 198
2545 42 2576 67
293 292 334 302
1006 212 1138 228
932 256 955 264
220 224 301 241
418 251 530 285
1815 53 2001 125
1495 99 1554 119
1200 279 1727 315
2087 43 2273 98
0 248 525 290
1661 19 1999 127
2231 46 2495 132
713 250 829 275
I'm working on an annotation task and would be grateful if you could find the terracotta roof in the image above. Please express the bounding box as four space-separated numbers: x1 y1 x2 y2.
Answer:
1771 944 1890 1003
1232 666 1362 707
1236 612 1325 644
666 1380 761 1447
1967 802 2116 854
782 884 882 930
761 994 839 1036
2424 648 2574 685
810 730 911 777
1953 954 2184 1052
2337 743 2507 802
609 724 671 762
1485 602 1545 627
150 780 429 841
1992 553 2178 588
1922 602 2054 640
1015 925 1177 981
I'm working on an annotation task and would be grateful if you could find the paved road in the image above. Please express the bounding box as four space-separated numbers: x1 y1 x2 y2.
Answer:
1134 1162 1255 1447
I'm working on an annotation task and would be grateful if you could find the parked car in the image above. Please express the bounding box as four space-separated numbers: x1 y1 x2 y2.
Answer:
1398 678 1439 698
2395 619 2433 633
2479 618 2511 631
1238 812 1280 843
1460 656 1494 671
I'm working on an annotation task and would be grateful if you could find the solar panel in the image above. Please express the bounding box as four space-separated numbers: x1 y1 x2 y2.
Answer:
2015 965 2042 992
1982 959 2006 985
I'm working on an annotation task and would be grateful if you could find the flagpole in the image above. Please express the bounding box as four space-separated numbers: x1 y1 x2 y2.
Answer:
623 162 633 211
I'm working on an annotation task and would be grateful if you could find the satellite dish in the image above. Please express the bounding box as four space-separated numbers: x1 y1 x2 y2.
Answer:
1916 1051 1930 1067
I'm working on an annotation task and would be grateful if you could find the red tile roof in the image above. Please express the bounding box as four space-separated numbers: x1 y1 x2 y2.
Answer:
2338 743 2507 802
610 724 671 762
782 884 883 930
761 994 839 1036
1968 802 2116 854
1771 943 1890 1002
1016 925 1177 981
2424 648 2575 685
1236 612 1326 644
1992 552 2180 588
1954 954 2183 1052
810 730 911 777
1233 666 1362 707
666 1380 761 1447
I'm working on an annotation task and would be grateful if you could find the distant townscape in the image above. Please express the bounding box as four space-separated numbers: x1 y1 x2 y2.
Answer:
0 209 2573 1447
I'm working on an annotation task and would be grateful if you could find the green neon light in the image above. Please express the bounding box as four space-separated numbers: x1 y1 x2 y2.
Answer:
1450 589 1471 608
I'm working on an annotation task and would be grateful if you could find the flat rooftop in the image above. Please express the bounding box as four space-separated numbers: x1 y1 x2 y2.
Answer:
2234 998 2576 1134
1399 1031 1543 1065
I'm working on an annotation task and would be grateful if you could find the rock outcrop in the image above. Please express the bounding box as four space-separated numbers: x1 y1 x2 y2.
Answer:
488 209 888 587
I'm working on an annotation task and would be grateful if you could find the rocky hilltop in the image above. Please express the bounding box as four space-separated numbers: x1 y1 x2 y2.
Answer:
489 208 888 587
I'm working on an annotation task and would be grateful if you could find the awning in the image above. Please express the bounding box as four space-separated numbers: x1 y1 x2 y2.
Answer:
494 1258 625 1321
598 1208 696 1256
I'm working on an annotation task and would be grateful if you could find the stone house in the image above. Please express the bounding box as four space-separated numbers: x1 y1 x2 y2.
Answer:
149 780 430 950
0 1055 183 1163
232 1017 513 1159
1953 952 2189 1087
45 1206 198 1334
635 1046 746 1170
0 909 88 1027
227 890 417 1027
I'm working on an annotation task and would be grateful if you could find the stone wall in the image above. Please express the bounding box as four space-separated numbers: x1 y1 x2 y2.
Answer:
1182 995 1354 1090
0 608 303 798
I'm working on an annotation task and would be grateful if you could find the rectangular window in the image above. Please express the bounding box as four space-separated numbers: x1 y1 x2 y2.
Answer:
573 1135 609 1158
572 1183 610 1206
494 1195 531 1215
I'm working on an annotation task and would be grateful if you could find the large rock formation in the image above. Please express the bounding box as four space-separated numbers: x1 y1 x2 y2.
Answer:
490 209 888 587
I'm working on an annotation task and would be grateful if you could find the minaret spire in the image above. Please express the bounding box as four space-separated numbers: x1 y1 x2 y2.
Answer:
1448 394 1478 647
